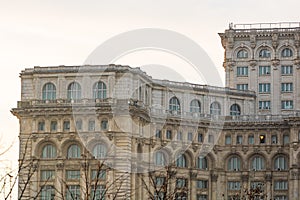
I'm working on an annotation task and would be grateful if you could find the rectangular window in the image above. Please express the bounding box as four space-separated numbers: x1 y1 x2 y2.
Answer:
41 170 55 181
88 120 95 131
271 135 278 144
197 194 208 200
208 135 214 143
274 181 288 190
281 83 293 92
188 132 193 141
66 170 80 180
41 186 55 200
248 135 254 144
197 180 208 189
156 130 162 139
176 178 187 188
237 66 248 76
198 133 203 143
259 135 266 144
225 135 231 145
259 66 271 76
91 170 106 180
101 120 108 130
155 177 165 186
227 181 241 190
237 84 248 91
250 182 264 190
63 121 70 131
66 185 80 200
166 130 172 139
274 196 288 200
75 120 82 131
259 101 271 110
281 65 293 75
38 121 45 131
91 185 105 200
281 100 293 109
177 131 182 140
259 83 271 93
50 121 57 131
283 135 289 145
236 135 243 145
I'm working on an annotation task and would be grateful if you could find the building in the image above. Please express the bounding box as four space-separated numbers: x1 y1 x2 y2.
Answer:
220 22 300 115
11 23 300 200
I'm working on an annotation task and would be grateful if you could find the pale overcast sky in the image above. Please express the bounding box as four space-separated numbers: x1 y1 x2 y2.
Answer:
1 0 300 174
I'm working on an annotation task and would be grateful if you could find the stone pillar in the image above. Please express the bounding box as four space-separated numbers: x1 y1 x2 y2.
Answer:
265 173 272 200
190 170 198 200
55 161 64 199
210 172 218 200
271 59 280 115
290 167 299 200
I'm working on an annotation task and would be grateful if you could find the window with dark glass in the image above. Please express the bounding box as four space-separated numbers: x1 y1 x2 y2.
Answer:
281 48 293 57
190 99 201 113
50 121 57 132
210 101 221 115
92 144 107 159
38 121 45 131
259 49 271 58
177 131 182 141
188 132 193 141
67 144 81 159
198 133 203 143
63 120 70 131
230 104 241 116
41 144 57 159
237 49 248 58
42 83 56 101
169 97 180 112
101 119 108 130
88 120 95 131
93 81 107 99
166 130 172 139
75 119 82 131
67 82 81 100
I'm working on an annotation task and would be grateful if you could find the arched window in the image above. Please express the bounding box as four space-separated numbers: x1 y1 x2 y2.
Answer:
237 49 248 58
230 104 241 116
67 144 81 159
176 154 187 168
281 48 293 57
41 144 57 158
155 151 166 166
93 81 107 99
67 82 81 100
251 156 265 171
169 97 180 112
42 83 56 100
190 99 201 113
92 144 107 159
197 156 208 170
228 156 241 171
274 156 288 170
210 101 221 115
259 49 271 58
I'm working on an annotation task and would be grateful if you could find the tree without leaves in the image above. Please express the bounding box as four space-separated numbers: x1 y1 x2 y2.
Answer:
139 165 189 200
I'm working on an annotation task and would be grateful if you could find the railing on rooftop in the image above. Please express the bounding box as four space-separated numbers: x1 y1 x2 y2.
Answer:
231 22 300 31
152 79 255 95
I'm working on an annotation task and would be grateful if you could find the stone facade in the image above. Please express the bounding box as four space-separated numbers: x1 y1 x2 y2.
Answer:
12 23 300 200
219 22 300 115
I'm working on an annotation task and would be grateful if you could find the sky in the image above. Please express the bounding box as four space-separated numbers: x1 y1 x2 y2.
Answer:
1 0 300 186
